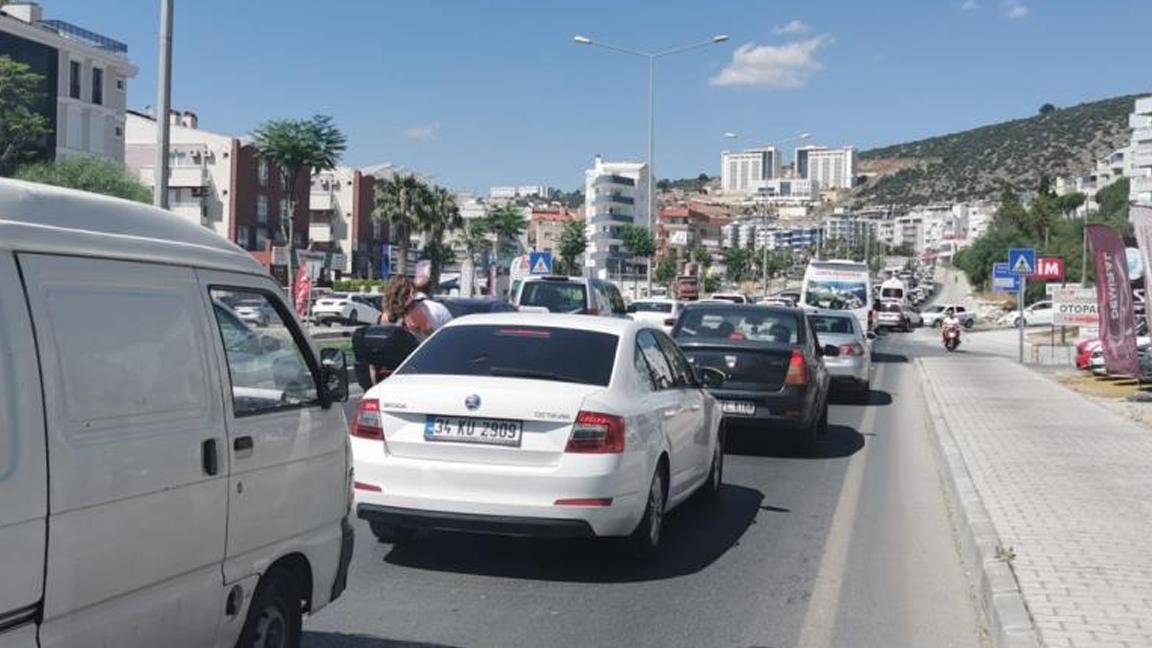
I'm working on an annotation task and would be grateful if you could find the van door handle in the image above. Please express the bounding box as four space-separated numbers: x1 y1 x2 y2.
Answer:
201 439 219 476
233 436 254 452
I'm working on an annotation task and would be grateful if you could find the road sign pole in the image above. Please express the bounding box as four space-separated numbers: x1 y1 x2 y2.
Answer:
1018 278 1025 364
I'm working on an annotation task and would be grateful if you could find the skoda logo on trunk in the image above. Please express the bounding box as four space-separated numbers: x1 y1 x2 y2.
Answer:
725 355 738 370
465 394 482 411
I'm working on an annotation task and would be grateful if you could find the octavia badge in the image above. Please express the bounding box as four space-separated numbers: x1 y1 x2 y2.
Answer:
465 394 482 411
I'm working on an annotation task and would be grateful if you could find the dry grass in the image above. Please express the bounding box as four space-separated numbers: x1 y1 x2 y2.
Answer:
1053 370 1152 399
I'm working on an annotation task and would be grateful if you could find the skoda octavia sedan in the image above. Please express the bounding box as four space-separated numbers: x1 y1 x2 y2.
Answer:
352 313 725 555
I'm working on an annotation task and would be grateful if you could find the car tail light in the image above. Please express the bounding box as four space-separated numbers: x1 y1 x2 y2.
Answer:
353 480 382 492
838 343 864 356
565 411 625 453
351 399 384 440
784 351 808 386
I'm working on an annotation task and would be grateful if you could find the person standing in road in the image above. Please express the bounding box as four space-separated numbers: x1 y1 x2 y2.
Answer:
382 276 452 341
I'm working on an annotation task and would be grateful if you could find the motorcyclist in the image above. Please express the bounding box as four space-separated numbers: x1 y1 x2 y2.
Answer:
941 308 962 346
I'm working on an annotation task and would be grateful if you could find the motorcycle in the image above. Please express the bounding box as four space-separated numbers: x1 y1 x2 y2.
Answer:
942 324 961 352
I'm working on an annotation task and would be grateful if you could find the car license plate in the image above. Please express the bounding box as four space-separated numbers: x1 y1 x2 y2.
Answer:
720 401 756 416
424 415 523 447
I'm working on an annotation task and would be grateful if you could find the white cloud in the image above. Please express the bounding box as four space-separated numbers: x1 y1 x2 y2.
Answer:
404 124 437 141
773 20 811 35
710 35 832 89
960 0 979 10
1007 1 1029 18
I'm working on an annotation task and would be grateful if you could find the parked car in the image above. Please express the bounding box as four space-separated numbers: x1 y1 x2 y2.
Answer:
1008 300 1055 328
514 275 628 316
312 292 384 325
671 303 837 454
352 314 724 556
809 310 874 395
922 304 975 328
0 178 354 648
232 298 275 327
628 298 686 333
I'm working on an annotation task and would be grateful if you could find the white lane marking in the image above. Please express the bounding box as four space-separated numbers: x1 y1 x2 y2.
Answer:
795 359 885 648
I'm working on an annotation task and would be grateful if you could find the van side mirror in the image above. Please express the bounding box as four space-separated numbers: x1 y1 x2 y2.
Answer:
320 348 349 404
696 366 726 388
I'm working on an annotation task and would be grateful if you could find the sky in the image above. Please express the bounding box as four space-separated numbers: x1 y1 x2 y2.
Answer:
42 0 1152 193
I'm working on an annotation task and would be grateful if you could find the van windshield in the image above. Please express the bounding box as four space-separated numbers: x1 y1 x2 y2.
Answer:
519 281 588 313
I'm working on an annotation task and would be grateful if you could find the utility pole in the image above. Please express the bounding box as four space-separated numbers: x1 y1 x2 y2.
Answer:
153 0 173 209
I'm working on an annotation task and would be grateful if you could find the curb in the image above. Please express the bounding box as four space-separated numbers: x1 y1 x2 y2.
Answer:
915 358 1042 648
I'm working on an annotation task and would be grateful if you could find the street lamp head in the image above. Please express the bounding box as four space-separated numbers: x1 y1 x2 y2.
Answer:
712 35 730 43
573 35 592 45
723 132 738 139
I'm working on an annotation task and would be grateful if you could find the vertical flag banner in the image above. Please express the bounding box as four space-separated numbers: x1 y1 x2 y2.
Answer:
1131 206 1152 332
1087 224 1139 376
294 263 312 318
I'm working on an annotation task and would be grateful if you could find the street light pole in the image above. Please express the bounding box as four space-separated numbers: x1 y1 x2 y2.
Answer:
153 0 173 209
574 34 729 295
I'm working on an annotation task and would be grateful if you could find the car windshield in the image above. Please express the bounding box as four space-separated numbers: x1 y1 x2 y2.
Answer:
675 308 802 344
519 281 588 313
398 325 617 386
632 301 673 313
810 315 856 335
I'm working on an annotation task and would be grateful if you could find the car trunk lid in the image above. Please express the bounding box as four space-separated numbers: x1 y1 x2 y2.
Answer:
678 341 797 391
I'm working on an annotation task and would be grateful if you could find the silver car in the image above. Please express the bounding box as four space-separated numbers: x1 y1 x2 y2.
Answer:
809 310 873 394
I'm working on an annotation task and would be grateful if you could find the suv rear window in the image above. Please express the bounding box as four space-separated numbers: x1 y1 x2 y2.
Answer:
519 281 588 313
398 325 618 386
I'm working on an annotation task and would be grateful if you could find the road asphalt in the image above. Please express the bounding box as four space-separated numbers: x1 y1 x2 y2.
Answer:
304 327 989 648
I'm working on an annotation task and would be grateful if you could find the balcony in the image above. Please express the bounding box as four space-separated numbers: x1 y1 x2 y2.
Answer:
593 194 635 206
1133 148 1152 169
169 202 205 224
138 165 208 188
310 192 334 211
309 221 333 243
1131 174 1152 198
593 174 636 188
589 211 634 225
38 19 129 57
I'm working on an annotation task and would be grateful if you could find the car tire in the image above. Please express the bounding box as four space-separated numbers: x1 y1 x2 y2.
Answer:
236 566 301 648
963 318 974 329
369 520 415 545
348 310 359 325
698 435 724 502
627 466 667 558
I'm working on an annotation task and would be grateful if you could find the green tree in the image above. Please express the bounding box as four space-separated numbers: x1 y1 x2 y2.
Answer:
557 219 587 276
251 115 347 283
15 156 150 202
484 205 527 260
692 246 712 267
723 247 754 282
654 255 678 284
372 173 432 276
0 56 52 176
619 224 656 287
1039 103 1057 115
423 185 462 292
460 218 491 267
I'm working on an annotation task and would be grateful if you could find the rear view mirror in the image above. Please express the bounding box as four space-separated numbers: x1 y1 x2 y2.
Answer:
320 348 349 404
822 344 841 357
696 366 726 389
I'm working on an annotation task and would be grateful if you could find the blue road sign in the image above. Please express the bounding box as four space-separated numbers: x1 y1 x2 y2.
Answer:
1008 247 1037 275
529 251 554 275
993 262 1021 293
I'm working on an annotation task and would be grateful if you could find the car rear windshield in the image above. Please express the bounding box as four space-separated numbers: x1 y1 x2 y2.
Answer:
633 301 673 313
519 281 588 313
398 325 618 386
810 315 856 335
675 308 803 344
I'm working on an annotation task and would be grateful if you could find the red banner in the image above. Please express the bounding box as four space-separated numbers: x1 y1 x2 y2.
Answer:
1030 257 1064 281
1132 205 1152 332
294 263 312 318
1087 224 1139 376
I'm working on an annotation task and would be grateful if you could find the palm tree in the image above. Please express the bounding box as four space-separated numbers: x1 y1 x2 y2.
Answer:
423 185 463 292
484 204 527 261
371 173 432 276
251 115 347 285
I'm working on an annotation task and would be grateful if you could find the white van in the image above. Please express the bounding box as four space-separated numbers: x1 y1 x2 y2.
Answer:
0 179 354 648
800 260 874 333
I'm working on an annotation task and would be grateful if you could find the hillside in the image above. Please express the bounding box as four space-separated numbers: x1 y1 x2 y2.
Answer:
855 94 1145 205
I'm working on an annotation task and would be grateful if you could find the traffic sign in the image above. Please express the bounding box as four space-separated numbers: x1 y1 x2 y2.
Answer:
1031 257 1064 281
1009 248 1037 275
529 251 554 275
992 262 1021 293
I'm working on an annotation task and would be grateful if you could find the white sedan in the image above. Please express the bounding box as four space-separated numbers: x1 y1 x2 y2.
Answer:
312 292 383 325
352 313 725 555
628 298 685 333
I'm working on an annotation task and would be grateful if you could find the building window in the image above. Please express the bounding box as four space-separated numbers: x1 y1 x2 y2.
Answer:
115 77 125 92
258 159 269 187
372 221 382 240
279 198 290 220
237 225 252 250
91 67 104 105
255 228 269 251
257 195 268 224
69 61 81 99
114 125 123 138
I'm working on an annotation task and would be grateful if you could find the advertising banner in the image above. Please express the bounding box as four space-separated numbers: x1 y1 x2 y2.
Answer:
293 263 312 318
1087 224 1139 376
1052 287 1099 327
1131 205 1152 328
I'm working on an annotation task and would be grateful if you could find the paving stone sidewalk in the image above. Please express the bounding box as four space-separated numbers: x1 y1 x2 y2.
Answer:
921 355 1152 648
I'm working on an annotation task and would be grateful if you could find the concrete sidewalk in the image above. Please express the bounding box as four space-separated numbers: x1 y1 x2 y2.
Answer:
920 355 1152 647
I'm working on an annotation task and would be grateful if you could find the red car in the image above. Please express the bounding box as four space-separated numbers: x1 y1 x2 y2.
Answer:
1075 338 1100 370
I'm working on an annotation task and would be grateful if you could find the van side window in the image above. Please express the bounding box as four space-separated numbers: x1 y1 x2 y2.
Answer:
210 289 318 416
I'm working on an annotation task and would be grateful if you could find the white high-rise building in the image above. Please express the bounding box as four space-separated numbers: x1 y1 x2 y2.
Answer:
721 147 781 195
806 146 856 190
1130 95 1152 206
583 156 650 280
1 2 138 164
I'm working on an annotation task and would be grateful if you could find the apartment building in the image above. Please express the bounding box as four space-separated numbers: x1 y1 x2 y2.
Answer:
489 184 553 200
1131 96 1152 205
528 207 581 256
805 146 856 190
309 167 385 277
0 2 137 164
753 178 817 204
721 147 781 195
661 205 722 260
767 226 822 252
824 215 872 250
584 156 650 280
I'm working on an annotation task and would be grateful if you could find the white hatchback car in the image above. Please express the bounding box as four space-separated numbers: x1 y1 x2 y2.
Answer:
352 314 725 555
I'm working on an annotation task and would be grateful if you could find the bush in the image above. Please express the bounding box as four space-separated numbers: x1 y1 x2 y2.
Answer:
332 279 387 292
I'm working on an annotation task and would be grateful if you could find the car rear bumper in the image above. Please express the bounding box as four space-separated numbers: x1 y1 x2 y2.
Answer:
358 503 596 538
825 357 868 384
707 387 814 430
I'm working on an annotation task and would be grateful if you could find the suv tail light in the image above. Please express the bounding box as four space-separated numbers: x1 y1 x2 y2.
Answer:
784 351 808 387
351 399 384 440
565 411 625 453
839 343 864 356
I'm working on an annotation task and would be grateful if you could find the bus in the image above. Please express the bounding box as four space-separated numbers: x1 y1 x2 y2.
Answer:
800 260 873 332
